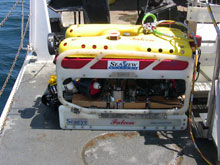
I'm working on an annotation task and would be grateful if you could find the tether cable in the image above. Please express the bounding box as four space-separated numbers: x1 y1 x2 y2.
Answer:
189 50 213 165
142 12 213 164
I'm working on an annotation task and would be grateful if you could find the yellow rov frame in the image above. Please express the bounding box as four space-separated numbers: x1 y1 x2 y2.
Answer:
56 21 196 130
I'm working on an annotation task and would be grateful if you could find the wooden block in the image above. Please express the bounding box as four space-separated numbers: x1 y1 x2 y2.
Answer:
72 94 183 109
124 102 146 109
149 96 183 109
72 94 107 108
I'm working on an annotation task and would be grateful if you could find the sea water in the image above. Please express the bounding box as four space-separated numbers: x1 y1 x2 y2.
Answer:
0 0 29 114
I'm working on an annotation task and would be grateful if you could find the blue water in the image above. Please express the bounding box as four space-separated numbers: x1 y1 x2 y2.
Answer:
0 0 29 114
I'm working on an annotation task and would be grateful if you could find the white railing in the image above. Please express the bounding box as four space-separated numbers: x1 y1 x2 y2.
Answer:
215 80 220 161
29 0 53 62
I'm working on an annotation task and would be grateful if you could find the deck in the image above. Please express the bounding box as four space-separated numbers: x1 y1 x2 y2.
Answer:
0 0 218 164
0 62 217 165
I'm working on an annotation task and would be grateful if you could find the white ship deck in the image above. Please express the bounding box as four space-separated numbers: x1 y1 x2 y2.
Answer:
0 0 219 164
0 60 217 165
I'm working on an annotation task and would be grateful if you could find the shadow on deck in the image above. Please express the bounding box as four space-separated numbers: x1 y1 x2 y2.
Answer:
18 97 60 129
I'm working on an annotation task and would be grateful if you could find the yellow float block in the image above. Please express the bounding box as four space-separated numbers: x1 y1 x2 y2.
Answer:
59 24 192 59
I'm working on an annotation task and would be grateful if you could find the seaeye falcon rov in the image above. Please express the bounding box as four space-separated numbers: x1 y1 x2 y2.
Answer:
47 13 200 130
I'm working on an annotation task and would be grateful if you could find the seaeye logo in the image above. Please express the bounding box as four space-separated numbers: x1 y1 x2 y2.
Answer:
110 119 135 125
108 61 139 70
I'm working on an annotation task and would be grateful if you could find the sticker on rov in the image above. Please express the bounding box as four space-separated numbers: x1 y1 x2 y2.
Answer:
66 118 88 126
108 61 139 70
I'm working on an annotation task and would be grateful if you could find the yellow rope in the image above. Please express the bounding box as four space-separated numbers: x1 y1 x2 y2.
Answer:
189 50 213 165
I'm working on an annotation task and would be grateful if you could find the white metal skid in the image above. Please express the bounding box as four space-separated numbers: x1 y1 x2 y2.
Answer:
56 49 194 130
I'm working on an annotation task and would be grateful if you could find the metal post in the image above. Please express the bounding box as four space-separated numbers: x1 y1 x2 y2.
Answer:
207 35 220 128
206 2 220 130
215 80 220 162
29 0 53 62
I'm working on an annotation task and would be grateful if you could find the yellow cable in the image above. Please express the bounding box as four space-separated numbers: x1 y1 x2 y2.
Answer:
189 50 213 165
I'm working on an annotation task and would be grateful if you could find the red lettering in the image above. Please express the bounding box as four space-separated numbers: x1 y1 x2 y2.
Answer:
130 37 155 42
110 119 135 125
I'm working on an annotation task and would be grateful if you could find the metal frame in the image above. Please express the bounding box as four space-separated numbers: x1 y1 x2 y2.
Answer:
56 49 194 130
213 80 220 161
207 35 220 128
59 105 187 130
208 29 220 163
187 6 220 22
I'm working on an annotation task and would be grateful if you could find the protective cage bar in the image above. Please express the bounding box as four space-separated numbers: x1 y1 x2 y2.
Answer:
58 105 187 130
56 49 194 130
56 49 194 114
